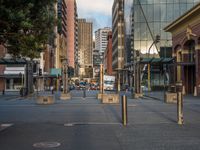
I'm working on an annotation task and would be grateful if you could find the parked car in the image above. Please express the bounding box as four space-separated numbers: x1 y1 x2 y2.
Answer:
90 84 97 90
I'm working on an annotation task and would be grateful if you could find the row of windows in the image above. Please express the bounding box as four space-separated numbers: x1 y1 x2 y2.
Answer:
133 3 196 22
134 0 199 4
134 22 172 40
124 0 198 54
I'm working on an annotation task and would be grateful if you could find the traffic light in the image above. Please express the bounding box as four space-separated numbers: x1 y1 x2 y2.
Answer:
155 35 160 43
39 68 42 76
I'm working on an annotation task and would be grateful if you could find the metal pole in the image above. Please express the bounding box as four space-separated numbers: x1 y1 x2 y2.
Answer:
163 64 166 101
122 95 128 126
148 64 151 92
83 88 86 98
176 81 183 125
21 73 23 87
99 64 103 94
102 64 104 95
118 71 121 93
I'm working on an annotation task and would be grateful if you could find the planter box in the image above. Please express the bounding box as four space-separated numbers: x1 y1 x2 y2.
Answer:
102 94 119 104
165 92 177 104
36 95 55 104
60 93 71 100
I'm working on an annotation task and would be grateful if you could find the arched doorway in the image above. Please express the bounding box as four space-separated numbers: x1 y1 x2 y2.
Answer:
183 40 195 94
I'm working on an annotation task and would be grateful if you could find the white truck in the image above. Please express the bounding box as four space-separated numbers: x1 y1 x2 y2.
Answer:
103 75 115 90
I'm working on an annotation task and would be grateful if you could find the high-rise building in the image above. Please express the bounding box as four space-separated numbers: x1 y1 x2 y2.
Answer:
95 27 112 56
77 19 93 77
56 0 67 66
124 0 199 62
66 0 78 69
112 0 125 72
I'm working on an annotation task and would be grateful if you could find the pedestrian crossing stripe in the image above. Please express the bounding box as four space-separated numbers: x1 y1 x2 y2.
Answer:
0 123 13 131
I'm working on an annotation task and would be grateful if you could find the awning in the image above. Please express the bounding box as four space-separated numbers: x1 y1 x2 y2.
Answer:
140 57 174 64
0 58 28 64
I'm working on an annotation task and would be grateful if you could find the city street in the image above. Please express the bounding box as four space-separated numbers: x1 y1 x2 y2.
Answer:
0 90 200 150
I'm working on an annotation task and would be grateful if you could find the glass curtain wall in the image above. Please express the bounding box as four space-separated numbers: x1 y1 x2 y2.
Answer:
125 0 199 58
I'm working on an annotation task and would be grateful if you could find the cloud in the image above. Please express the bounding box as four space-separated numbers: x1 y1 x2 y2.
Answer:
76 0 114 32
76 0 114 17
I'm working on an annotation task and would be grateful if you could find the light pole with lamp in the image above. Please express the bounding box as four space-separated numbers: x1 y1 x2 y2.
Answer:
147 35 160 92
97 54 104 99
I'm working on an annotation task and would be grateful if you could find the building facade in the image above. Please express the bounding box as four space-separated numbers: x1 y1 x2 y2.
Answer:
124 0 199 60
66 0 78 70
0 45 6 91
112 0 125 72
164 3 200 96
104 31 113 75
123 0 199 91
77 19 93 77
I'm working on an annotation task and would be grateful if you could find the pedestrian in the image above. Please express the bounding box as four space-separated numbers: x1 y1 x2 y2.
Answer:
51 86 54 94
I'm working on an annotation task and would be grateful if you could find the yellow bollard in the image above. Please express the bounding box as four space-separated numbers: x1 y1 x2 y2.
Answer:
122 95 128 126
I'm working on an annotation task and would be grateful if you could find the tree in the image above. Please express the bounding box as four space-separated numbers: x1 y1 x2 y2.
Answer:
0 0 56 59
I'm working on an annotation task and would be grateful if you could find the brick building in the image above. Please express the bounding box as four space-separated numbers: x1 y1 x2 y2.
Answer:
104 31 113 75
0 45 6 91
164 3 200 96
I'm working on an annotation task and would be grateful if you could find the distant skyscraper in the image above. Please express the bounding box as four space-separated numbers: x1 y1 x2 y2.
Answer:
66 0 78 69
77 19 93 76
112 0 125 71
95 27 112 56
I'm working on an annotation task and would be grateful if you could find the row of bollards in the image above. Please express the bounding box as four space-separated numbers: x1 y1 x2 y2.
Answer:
121 84 184 127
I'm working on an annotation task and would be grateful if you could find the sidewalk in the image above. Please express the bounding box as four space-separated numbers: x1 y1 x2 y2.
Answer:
144 90 200 102
0 90 200 150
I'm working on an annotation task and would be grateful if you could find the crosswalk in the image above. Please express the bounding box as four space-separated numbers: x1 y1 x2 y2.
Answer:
0 123 13 132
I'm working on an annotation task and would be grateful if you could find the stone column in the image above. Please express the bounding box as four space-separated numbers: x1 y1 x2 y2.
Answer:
10 79 14 90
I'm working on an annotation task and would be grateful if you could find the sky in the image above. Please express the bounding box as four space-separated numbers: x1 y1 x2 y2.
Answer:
76 0 114 33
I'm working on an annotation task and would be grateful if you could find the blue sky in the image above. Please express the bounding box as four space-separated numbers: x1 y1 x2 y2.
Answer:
76 0 114 32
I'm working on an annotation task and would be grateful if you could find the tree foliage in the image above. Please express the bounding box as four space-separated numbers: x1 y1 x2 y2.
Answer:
0 0 56 59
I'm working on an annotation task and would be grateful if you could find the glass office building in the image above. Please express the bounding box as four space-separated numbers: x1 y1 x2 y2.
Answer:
125 0 199 60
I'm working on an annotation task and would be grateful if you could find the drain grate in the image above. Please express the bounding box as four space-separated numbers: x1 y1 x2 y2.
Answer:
33 142 61 148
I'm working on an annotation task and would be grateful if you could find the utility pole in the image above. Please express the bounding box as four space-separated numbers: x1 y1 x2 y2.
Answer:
99 64 104 95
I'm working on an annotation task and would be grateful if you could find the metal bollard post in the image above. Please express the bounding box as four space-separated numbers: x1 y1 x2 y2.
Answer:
83 88 86 98
176 81 183 125
122 95 128 126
